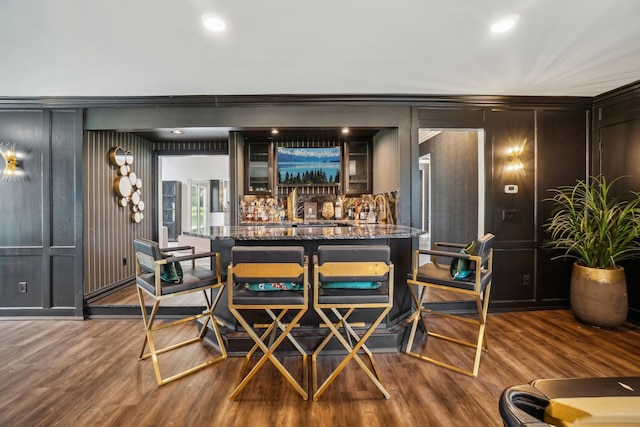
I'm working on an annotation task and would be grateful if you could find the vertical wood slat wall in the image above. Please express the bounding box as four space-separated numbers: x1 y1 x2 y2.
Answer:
373 128 400 194
83 131 153 297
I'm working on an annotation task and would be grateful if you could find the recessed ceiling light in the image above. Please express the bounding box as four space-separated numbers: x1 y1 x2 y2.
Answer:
202 14 226 32
491 15 519 33
171 130 184 135
342 127 350 134
271 128 279 134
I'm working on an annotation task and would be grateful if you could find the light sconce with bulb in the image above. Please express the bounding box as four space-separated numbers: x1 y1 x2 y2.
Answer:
0 142 26 182
506 140 526 175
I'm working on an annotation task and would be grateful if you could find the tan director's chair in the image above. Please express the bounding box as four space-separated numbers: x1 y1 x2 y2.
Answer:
227 246 309 400
405 233 495 378
312 245 394 400
133 238 227 386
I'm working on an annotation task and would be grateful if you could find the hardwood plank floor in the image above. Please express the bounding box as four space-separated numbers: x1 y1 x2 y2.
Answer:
1 310 639 427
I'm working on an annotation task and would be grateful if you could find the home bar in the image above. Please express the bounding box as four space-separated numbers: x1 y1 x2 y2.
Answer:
186 222 423 353
4 1 640 424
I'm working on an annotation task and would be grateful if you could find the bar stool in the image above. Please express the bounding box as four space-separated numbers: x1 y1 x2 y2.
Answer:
312 244 394 400
227 245 309 400
133 238 227 386
405 233 495 377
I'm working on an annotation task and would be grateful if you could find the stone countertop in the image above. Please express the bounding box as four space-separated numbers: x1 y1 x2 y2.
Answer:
184 223 425 241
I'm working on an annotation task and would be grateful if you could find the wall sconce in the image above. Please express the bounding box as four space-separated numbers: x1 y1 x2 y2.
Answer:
0 142 26 182
506 140 526 174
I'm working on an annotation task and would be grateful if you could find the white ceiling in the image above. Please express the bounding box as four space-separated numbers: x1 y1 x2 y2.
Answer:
1 0 639 98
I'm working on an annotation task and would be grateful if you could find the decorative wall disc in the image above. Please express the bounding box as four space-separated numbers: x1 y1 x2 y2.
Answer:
136 178 142 188
138 201 145 211
125 151 134 165
131 191 140 205
129 171 137 184
108 147 126 166
114 175 133 198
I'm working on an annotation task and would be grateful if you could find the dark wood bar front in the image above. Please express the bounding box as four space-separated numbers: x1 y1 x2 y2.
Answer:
185 223 424 355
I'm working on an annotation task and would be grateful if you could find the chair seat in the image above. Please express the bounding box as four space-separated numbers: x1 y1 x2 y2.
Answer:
409 263 492 292
317 286 390 305
137 266 226 296
231 285 305 305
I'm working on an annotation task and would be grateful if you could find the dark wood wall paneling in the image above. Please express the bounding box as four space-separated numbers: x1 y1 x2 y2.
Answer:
83 131 153 299
417 105 590 310
3 92 634 317
594 82 640 321
0 109 83 316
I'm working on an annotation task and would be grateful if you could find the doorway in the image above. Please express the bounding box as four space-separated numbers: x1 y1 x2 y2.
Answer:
158 155 230 249
418 129 485 253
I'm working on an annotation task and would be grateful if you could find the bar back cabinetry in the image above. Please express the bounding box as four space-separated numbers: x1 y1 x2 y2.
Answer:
344 141 372 195
245 142 272 194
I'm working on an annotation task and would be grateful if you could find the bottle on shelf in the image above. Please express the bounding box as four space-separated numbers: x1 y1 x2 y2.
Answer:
360 203 368 221
366 203 377 223
334 200 342 220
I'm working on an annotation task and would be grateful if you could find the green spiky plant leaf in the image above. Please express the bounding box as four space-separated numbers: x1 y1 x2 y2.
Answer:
543 176 640 269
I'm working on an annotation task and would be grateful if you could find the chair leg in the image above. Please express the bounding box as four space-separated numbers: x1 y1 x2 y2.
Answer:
403 282 491 378
137 285 227 386
229 307 308 400
312 307 391 401
404 283 430 355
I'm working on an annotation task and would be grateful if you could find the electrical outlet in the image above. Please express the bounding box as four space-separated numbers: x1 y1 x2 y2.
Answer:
503 209 517 221
523 274 531 287
19 281 27 294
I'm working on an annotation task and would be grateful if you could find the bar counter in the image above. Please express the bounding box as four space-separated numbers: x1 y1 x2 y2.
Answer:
185 222 423 241
185 223 424 354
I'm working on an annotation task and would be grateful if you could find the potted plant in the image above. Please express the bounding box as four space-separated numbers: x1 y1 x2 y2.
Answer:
544 175 640 328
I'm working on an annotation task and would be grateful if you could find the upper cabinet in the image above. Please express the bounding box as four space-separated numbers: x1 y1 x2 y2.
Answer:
243 138 373 196
344 141 372 195
245 142 272 194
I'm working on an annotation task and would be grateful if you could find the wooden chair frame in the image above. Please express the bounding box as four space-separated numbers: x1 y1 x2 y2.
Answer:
227 248 309 400
405 234 494 378
312 247 394 401
134 240 227 386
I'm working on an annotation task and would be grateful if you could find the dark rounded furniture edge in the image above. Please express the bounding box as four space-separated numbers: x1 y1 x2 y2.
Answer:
498 384 550 427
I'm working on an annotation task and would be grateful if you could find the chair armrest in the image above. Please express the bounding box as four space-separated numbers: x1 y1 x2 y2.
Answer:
159 245 194 253
417 249 471 260
160 251 219 264
158 252 221 271
433 242 467 250
414 249 477 270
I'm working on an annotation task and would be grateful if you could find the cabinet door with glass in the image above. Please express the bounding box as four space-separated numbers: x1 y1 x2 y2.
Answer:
344 141 372 194
245 142 272 194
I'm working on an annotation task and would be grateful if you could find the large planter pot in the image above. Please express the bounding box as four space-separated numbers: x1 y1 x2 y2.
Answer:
570 263 628 328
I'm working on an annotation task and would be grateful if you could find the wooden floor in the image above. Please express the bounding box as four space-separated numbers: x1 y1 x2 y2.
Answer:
1 310 640 427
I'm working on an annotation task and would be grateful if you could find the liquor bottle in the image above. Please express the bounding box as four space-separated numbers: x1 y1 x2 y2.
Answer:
360 204 368 220
347 205 355 220
334 200 342 219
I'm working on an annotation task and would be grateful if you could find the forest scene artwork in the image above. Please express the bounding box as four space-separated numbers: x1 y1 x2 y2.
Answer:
277 147 341 185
